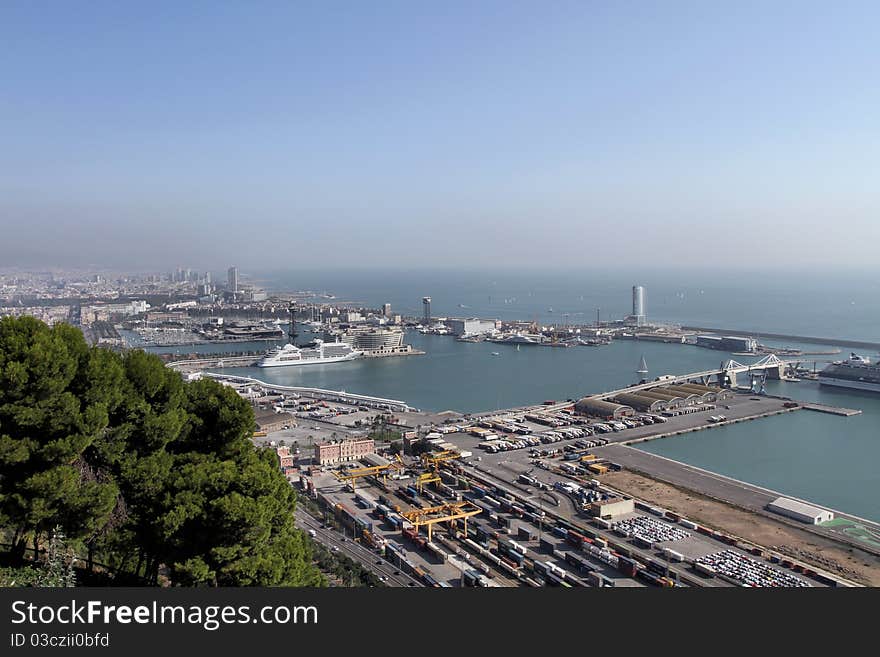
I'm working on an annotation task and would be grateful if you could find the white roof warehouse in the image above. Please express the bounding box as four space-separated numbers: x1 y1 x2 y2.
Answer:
766 497 834 524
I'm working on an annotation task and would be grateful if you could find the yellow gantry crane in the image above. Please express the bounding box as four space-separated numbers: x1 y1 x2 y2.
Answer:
399 501 483 541
332 454 404 490
415 471 442 492
420 450 461 471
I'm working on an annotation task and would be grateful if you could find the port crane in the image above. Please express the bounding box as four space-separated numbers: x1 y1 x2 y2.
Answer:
420 450 461 470
399 501 483 541
332 454 404 490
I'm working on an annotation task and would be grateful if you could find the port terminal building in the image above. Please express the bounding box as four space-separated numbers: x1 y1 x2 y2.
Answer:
314 438 376 466
444 318 499 337
694 335 758 353
766 497 834 524
576 383 732 418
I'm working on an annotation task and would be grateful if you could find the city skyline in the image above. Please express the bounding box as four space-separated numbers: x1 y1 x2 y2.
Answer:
2 2 879 269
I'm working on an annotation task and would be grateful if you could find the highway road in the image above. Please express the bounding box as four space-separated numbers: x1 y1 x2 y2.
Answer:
294 508 424 587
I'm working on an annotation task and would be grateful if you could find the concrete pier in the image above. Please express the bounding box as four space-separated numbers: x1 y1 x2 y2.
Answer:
801 403 862 416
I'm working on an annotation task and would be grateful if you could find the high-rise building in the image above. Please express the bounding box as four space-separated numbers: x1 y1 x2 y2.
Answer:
204 271 212 284
382 303 392 317
422 297 431 325
228 266 239 293
632 285 646 326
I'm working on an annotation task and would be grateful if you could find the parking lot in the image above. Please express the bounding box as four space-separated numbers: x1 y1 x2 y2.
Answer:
696 550 811 587
613 515 691 544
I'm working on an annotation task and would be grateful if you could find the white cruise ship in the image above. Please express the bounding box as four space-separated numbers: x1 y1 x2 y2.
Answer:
257 340 362 368
818 353 880 393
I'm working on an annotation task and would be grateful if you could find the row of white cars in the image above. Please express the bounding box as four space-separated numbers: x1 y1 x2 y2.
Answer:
696 550 810 587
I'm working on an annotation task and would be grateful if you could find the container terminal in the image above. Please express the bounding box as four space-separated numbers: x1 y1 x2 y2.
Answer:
205 351 880 588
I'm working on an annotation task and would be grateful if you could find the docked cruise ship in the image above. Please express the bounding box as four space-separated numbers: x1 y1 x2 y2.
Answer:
818 353 880 393
257 340 362 368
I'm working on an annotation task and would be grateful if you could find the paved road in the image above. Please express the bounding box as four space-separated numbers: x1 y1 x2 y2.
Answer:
294 508 423 587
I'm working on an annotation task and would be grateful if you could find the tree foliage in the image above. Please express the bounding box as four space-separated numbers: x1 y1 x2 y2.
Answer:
0 317 322 587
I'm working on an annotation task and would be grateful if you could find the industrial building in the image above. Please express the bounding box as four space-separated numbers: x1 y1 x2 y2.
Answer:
612 392 666 413
314 438 376 465
695 334 758 353
445 317 498 337
766 497 834 524
574 398 634 419
590 497 635 518
612 383 731 413
253 407 293 433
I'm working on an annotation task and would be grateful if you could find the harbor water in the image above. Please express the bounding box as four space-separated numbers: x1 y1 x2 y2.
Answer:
141 332 880 523
139 267 880 521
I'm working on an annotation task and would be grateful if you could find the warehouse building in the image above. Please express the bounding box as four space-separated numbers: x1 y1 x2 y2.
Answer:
445 317 498 337
636 389 686 409
574 398 634 419
766 497 834 524
612 392 667 412
590 497 635 519
253 407 294 433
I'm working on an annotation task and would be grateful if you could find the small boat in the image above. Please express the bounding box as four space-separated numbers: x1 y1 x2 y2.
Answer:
491 352 500 356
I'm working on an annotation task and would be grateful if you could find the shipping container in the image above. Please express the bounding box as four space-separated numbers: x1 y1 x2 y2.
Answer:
617 556 639 578
566 531 586 549
662 548 684 563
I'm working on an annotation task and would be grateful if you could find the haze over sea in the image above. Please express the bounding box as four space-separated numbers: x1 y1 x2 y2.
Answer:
255 267 880 343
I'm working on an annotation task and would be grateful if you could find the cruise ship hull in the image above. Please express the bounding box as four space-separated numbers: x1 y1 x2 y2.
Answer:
257 353 361 368
817 377 880 393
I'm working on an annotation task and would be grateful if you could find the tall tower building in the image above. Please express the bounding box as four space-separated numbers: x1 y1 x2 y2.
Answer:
422 297 431 325
228 266 239 293
382 303 392 318
632 285 646 326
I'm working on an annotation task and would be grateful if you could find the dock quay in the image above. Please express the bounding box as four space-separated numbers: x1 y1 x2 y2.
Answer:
593 444 880 563
801 403 862 416
681 326 880 351
620 405 801 446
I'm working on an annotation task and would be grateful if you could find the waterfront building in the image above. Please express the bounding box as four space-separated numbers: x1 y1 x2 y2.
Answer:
314 438 375 465
422 296 431 324
766 497 834 524
695 334 757 352
227 266 239 293
574 398 634 419
327 326 407 353
445 317 498 337
382 303 392 317
632 285 647 326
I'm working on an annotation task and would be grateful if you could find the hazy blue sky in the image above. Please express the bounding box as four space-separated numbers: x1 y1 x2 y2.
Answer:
2 1 878 270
